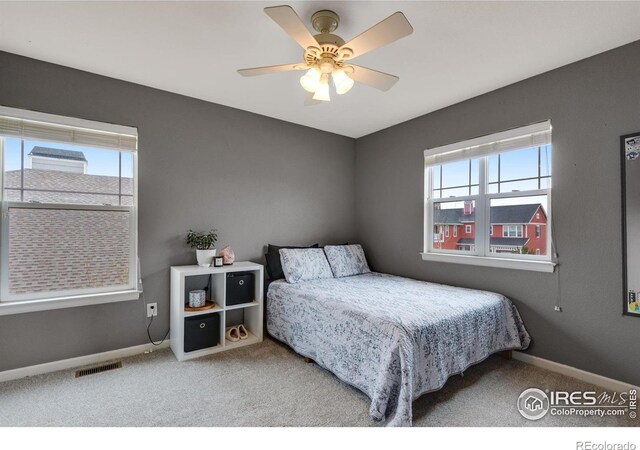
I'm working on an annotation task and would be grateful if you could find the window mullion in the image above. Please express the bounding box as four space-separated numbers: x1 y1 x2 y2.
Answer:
425 164 433 253
0 137 7 302
476 156 487 257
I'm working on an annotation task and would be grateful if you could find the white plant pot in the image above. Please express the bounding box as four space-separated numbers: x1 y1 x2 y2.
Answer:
196 249 217 267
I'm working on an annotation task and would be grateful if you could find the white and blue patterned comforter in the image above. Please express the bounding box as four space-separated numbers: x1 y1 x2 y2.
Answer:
266 272 531 426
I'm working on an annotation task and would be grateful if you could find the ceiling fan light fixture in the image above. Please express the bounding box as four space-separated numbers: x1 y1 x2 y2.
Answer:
312 74 331 101
332 68 354 95
300 67 321 93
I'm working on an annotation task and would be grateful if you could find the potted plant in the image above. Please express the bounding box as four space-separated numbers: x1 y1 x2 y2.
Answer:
187 229 218 267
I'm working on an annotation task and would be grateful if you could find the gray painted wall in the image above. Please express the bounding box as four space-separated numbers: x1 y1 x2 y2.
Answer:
355 40 640 385
0 51 356 371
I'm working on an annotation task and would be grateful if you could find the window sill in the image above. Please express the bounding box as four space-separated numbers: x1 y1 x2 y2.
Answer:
0 290 140 316
420 252 556 273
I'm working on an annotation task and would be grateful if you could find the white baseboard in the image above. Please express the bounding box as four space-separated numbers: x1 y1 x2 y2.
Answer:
0 340 171 383
513 351 638 392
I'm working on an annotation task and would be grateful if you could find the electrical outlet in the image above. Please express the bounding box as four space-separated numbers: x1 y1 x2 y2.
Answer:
554 306 563 312
147 302 158 318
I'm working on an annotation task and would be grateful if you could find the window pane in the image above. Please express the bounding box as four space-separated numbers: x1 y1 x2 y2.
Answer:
441 160 470 188
431 166 441 191
441 187 472 198
431 158 479 198
487 146 552 193
470 159 479 186
540 177 551 189
8 207 131 295
3 137 25 202
499 179 539 192
433 200 476 252
488 154 498 184
540 145 552 178
4 140 134 206
489 196 548 256
498 146 539 181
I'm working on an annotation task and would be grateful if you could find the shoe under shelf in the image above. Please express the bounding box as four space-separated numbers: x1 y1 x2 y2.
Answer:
223 331 260 350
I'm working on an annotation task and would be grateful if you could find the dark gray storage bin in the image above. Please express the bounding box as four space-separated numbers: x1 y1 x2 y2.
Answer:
184 313 220 352
226 272 254 306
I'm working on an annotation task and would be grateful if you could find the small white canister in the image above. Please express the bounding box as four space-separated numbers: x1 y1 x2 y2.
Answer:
188 290 206 308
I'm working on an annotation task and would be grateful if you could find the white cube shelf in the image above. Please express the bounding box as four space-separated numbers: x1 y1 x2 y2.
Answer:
170 261 264 361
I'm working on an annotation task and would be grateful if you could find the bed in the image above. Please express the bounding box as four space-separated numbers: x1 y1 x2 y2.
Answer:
266 271 531 427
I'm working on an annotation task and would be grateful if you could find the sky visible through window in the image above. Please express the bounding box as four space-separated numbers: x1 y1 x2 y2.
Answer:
4 138 133 178
433 145 551 209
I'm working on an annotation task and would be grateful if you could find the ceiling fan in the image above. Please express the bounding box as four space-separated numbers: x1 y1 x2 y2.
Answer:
237 5 413 104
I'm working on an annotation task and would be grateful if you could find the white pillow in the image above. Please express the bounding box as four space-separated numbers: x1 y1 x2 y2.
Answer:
323 244 371 278
279 248 334 284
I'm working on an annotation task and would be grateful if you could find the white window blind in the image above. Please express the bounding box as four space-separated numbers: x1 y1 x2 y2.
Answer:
424 121 551 166
0 106 137 151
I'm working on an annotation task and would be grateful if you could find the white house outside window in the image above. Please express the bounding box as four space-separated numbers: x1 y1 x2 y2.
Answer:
422 121 555 273
0 106 139 315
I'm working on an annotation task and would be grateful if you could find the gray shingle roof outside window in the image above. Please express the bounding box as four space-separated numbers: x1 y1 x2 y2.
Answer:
434 204 543 224
5 168 133 295
29 146 88 162
5 169 133 205
457 237 529 247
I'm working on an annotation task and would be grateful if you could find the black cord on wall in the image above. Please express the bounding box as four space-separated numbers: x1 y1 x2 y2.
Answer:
147 314 170 346
141 290 170 346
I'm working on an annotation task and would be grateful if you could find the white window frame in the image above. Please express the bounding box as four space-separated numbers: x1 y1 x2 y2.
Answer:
422 121 555 273
465 224 472 234
453 225 457 237
0 106 139 315
502 225 523 238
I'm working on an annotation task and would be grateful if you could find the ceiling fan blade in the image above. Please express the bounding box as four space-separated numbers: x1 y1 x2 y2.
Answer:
348 65 399 91
304 93 323 106
340 12 413 60
238 63 307 77
264 5 318 50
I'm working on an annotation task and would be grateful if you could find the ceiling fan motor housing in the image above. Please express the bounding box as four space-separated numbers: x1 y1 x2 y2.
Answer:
304 10 352 67
311 10 339 34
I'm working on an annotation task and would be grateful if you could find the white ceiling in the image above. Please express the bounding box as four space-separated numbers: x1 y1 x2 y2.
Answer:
1 1 639 138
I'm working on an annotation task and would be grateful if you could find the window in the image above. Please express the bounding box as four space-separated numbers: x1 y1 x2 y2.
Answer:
445 226 450 238
453 226 457 237
503 225 523 238
0 106 138 313
423 121 554 272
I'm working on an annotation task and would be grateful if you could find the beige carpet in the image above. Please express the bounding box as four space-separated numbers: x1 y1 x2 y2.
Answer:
0 337 635 427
